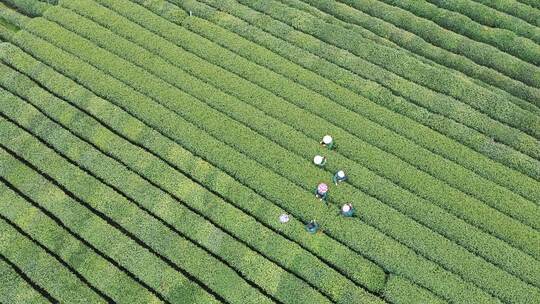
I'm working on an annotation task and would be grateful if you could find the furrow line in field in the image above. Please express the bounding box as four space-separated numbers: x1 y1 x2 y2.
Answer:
0 41 392 296
0 253 50 304
0 185 164 303
0 117 283 304
424 0 540 44
365 0 540 66
2 120 289 304
88 0 540 219
271 0 443 63
42 3 540 280
227 0 540 145
0 214 115 303
0 4 28 33
0 193 106 304
382 275 447 304
58 0 540 240
0 147 222 304
0 0 51 17
119 0 540 216
471 0 540 25
281 0 540 113
333 0 540 87
23 12 540 300
171 8 540 199
0 146 223 304
0 249 57 304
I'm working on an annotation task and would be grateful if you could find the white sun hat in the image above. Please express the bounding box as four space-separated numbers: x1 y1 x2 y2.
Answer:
342 204 351 213
279 214 290 223
337 170 345 178
313 155 324 165
322 135 333 144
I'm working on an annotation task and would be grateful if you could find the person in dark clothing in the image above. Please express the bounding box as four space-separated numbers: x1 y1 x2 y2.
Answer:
306 220 320 234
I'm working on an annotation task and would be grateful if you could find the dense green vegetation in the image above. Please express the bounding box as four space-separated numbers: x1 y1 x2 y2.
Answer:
0 0 538 303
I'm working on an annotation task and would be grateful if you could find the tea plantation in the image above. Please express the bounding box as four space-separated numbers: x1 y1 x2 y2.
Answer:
0 0 538 303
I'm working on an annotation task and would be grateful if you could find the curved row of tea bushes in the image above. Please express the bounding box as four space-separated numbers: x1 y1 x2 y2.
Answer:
76 0 540 223
369 0 540 66
331 0 540 88
472 0 540 24
0 201 107 304
424 0 540 43
117 0 540 204
382 275 447 304
230 0 540 142
0 253 50 304
47 1 540 286
0 0 50 17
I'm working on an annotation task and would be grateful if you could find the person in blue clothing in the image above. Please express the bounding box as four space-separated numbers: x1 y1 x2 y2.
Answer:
341 203 355 217
306 220 320 234
332 170 348 185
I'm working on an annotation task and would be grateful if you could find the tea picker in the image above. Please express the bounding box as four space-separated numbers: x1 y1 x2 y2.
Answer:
332 170 347 185
314 183 329 203
306 220 320 234
320 135 335 150
341 203 355 217
313 155 327 167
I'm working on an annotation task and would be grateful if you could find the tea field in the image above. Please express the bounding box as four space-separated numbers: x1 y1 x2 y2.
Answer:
0 0 538 303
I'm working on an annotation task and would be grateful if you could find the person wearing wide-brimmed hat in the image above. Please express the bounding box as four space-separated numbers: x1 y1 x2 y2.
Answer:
320 135 335 150
314 182 329 203
332 170 348 185
341 203 355 217
313 155 327 167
